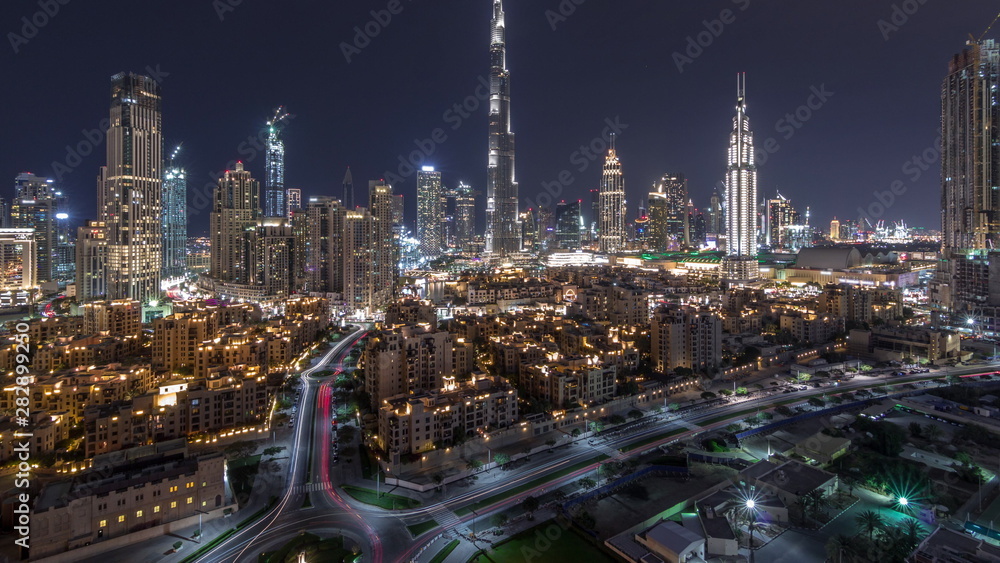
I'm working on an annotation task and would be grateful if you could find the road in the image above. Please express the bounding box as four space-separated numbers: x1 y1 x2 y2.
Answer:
192 353 1000 563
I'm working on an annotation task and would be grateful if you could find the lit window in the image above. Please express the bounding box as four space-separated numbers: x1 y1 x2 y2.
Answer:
99 520 107 528
186 497 193 504
169 486 178 493
136 510 143 518
171 501 177 508
154 506 160 513
117 515 125 523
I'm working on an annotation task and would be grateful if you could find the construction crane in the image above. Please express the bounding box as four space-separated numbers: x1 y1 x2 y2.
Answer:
267 106 291 133
168 143 183 167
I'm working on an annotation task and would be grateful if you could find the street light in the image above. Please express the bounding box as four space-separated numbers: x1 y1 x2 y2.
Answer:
745 499 757 563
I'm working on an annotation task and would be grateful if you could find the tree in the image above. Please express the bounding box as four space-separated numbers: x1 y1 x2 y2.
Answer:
433 473 444 486
860 364 873 372
466 459 483 471
946 374 960 386
908 422 924 438
735 386 749 396
609 414 626 425
719 389 734 396
900 517 925 544
667 403 680 412
701 391 716 400
855 509 885 541
224 440 257 460
492 513 509 528
262 446 284 458
521 495 540 519
589 420 605 433
743 415 759 428
800 489 829 519
808 397 826 408
493 452 510 466
825 534 854 563
545 439 557 449
797 373 813 382
923 423 943 442
627 409 643 420
674 366 694 378
578 477 596 490
571 428 581 437
775 405 794 417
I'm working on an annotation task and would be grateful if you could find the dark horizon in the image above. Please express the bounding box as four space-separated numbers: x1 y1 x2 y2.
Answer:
3 0 998 236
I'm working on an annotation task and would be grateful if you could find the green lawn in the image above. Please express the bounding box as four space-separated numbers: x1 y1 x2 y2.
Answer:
341 485 421 510
429 539 459 563
468 522 617 563
455 454 608 516
258 532 356 563
406 519 439 537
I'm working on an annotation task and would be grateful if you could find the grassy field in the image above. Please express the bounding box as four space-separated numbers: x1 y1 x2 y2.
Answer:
468 522 617 563
405 519 439 538
341 485 421 510
428 539 459 563
455 454 609 516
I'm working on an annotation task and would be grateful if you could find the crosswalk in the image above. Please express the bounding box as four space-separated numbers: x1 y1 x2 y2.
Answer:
425 504 461 531
291 482 332 494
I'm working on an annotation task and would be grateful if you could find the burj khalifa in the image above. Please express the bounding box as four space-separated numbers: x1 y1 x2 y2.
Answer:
485 0 520 257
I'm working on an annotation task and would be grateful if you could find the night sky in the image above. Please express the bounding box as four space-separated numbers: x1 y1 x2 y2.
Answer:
3 0 998 236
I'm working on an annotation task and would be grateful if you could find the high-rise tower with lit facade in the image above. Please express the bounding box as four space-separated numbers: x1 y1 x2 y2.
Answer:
417 167 444 261
100 73 163 302
264 108 289 218
210 162 260 284
648 174 688 251
485 0 520 257
11 173 66 284
370 180 399 311
599 136 626 253
454 182 476 252
162 145 187 280
723 73 759 282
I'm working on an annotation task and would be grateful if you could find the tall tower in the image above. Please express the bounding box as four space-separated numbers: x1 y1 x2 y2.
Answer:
162 145 187 280
210 162 260 284
555 200 582 250
942 39 1000 254
485 0 520 257
417 167 444 261
370 180 399 311
286 188 302 217
101 72 163 302
343 166 354 209
599 135 626 253
829 218 841 241
723 73 759 282
454 182 477 252
651 174 688 251
264 107 290 218
11 173 65 284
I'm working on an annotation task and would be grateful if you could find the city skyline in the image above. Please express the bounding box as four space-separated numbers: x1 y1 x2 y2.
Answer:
5 1 998 238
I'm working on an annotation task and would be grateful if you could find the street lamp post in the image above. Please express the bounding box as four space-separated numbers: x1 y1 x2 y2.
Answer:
745 500 756 563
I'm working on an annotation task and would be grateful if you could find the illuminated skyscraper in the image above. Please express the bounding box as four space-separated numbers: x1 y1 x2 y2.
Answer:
555 200 582 250
210 162 260 284
264 108 290 218
723 73 759 281
370 180 399 310
11 173 65 283
286 188 301 216
454 182 477 251
417 167 444 260
829 218 841 241
292 196 343 294
599 135 626 253
162 145 187 279
485 0 520 257
76 221 108 301
763 191 797 249
100 73 163 302
649 173 688 250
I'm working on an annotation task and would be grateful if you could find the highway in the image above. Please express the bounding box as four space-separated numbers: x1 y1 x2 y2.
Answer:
193 347 1000 562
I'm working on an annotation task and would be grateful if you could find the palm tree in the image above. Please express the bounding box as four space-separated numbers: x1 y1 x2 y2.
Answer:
801 489 829 519
900 517 925 544
825 534 853 563
923 424 944 443
854 509 885 542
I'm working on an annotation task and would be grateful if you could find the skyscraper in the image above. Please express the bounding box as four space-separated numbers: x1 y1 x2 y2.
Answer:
555 200 582 250
343 167 354 209
76 220 108 302
264 108 289 218
707 188 724 239
416 167 444 261
942 39 1000 253
454 182 477 251
370 180 399 310
599 135 626 254
650 173 688 250
647 187 669 253
763 191 798 249
485 0 520 257
286 188 302 216
293 196 343 294
162 145 187 280
210 162 260 284
723 73 759 282
829 218 841 241
254 217 295 298
11 173 65 284
343 208 374 311
100 73 163 302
